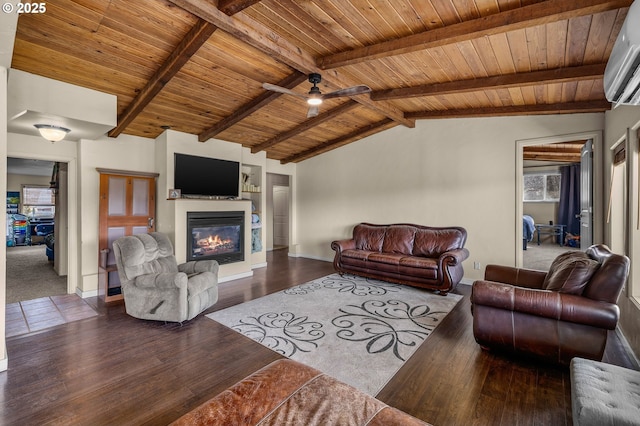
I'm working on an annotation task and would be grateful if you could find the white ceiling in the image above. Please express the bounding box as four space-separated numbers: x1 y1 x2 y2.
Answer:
7 157 55 177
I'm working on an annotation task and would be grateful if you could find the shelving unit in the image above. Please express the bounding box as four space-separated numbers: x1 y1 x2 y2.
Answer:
241 164 263 254
6 192 20 246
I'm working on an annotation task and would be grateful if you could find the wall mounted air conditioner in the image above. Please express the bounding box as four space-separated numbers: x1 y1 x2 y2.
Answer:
604 0 640 106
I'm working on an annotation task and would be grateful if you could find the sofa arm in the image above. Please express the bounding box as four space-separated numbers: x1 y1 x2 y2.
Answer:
438 248 469 265
134 272 188 290
331 238 356 253
472 280 619 329
179 259 219 275
436 248 469 293
484 265 546 289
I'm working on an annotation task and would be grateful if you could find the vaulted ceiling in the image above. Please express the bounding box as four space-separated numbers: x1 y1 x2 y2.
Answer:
10 0 631 163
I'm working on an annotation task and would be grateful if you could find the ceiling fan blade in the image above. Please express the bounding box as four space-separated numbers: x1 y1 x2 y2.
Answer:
322 85 371 99
262 83 307 99
307 105 319 118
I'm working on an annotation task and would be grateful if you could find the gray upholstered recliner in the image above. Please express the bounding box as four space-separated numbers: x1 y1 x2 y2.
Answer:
112 232 219 323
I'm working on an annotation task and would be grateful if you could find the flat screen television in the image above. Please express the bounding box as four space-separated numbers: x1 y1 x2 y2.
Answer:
174 153 240 198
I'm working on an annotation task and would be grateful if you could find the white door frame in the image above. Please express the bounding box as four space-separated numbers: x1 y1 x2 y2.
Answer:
515 131 603 267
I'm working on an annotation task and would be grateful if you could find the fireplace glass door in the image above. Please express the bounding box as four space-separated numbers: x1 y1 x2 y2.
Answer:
187 211 244 265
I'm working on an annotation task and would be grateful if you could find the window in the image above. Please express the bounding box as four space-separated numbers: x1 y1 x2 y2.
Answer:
524 173 561 201
21 185 55 219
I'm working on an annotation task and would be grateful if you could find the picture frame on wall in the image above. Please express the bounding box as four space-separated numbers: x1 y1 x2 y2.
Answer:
168 189 181 200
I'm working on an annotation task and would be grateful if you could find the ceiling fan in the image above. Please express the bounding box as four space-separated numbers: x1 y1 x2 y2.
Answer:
262 73 371 118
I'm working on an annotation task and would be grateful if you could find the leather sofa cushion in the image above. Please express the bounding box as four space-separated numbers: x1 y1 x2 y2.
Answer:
368 252 404 265
382 225 416 254
353 224 386 252
171 359 431 426
584 245 631 303
543 251 600 295
412 228 465 257
342 249 375 260
399 256 438 269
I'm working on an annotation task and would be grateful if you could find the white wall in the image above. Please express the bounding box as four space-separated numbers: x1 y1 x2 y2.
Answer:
78 134 156 296
7 173 50 191
604 105 640 363
1 66 8 370
295 113 606 282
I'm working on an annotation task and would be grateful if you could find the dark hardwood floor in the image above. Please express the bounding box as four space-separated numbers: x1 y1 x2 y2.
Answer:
2 249 637 425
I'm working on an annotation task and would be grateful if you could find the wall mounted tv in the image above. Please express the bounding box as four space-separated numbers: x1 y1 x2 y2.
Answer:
174 153 240 198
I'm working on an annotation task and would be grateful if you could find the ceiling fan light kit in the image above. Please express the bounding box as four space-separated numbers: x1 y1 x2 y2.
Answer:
263 73 371 117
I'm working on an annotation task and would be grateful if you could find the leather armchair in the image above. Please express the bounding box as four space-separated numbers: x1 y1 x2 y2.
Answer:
471 244 629 364
112 232 219 323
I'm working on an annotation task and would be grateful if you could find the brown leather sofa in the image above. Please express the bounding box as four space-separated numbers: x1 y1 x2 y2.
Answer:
471 244 630 364
171 359 430 425
331 223 469 295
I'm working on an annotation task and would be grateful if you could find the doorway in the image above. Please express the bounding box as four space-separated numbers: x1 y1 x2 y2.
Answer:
517 132 600 269
266 173 290 251
273 185 290 249
5 157 67 304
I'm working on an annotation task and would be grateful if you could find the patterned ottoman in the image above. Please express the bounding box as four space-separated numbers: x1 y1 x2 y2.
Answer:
570 357 640 426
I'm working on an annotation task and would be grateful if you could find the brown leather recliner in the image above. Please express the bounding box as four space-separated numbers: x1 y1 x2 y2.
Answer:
471 244 630 364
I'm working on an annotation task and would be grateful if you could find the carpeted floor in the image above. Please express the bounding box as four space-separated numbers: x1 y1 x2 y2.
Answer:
5 245 67 304
523 242 580 271
207 273 462 395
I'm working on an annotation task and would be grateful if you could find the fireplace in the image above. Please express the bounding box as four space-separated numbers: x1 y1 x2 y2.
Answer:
187 211 244 265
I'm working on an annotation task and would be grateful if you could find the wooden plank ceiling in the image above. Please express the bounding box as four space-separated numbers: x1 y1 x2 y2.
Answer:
524 141 586 162
11 0 631 163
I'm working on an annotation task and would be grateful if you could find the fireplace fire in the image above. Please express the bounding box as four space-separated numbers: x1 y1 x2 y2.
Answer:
187 211 244 265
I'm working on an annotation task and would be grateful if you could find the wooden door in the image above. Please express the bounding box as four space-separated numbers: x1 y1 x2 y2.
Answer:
579 140 593 249
98 170 157 302
273 185 290 248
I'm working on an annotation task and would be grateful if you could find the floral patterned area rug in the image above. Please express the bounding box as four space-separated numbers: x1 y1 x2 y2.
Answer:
206 273 462 395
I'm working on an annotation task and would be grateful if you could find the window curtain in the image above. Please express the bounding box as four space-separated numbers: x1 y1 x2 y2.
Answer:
558 164 581 236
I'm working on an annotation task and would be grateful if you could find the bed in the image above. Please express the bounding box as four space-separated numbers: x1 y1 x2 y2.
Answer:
523 215 535 250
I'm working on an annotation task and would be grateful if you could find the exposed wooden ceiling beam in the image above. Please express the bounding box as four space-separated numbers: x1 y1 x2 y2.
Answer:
199 72 307 142
372 64 607 100
406 101 612 119
523 142 585 162
523 153 582 162
108 19 218 138
524 144 584 154
217 0 262 15
169 0 415 128
318 0 633 69
522 154 580 163
281 119 396 164
251 101 360 153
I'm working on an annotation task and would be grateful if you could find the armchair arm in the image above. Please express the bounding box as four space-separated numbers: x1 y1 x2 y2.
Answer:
179 260 219 275
134 272 188 290
331 238 356 253
484 265 546 289
472 280 619 329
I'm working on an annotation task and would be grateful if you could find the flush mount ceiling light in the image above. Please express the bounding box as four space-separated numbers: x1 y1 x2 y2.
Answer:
34 124 71 143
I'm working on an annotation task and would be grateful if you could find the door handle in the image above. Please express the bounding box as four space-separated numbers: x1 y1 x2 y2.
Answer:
148 217 154 228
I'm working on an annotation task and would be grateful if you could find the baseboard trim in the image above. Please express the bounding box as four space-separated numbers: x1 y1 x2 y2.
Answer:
219 271 253 283
76 288 99 299
615 327 640 369
0 344 7 372
251 262 267 269
288 253 333 263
